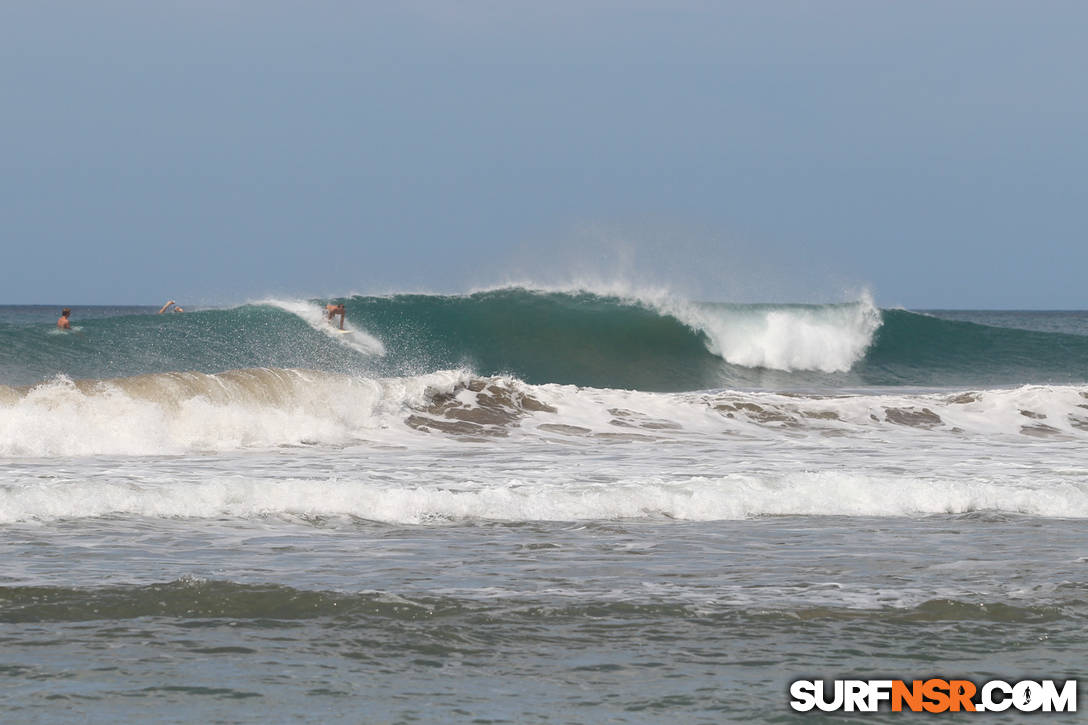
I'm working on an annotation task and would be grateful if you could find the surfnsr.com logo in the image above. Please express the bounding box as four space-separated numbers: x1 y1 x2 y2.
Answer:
789 679 1077 713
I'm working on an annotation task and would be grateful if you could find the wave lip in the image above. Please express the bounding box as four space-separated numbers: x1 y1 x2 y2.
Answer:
666 294 882 373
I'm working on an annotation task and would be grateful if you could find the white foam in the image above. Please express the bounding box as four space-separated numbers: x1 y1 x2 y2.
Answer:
515 380 1088 441
668 295 881 372
2 470 1086 524
0 369 471 457
1 367 1086 457
3 371 1086 523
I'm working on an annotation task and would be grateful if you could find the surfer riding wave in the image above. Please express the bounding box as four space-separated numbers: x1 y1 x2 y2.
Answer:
325 303 346 330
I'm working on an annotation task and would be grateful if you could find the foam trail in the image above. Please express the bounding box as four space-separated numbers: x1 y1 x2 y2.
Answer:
262 298 386 356
3 472 1086 524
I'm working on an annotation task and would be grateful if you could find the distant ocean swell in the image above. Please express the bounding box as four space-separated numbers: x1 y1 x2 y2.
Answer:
1 287 1086 390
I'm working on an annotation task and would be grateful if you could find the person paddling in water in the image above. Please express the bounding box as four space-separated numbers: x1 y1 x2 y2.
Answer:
325 303 346 330
57 308 72 330
158 300 184 313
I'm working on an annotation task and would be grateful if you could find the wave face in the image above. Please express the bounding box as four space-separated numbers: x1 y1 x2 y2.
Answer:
865 309 1088 386
1 290 1086 391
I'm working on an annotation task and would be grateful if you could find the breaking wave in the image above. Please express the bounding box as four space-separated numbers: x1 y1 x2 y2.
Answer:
0 287 1086 391
1 367 1086 457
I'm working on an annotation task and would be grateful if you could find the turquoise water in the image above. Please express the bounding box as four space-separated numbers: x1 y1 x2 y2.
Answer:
3 291 1088 390
2 291 1086 722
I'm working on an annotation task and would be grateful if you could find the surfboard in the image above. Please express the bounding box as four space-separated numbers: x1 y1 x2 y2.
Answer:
333 329 351 334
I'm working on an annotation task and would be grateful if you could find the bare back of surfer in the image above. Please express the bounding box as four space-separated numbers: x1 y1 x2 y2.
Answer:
57 308 72 330
325 303 346 330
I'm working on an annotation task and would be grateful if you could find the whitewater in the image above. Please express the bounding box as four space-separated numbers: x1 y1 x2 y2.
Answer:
3 287 1087 722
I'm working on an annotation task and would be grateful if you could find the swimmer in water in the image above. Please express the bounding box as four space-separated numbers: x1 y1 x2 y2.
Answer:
158 300 184 313
325 303 346 330
57 308 72 330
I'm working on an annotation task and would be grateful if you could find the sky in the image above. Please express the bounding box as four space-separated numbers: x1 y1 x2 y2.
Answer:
2 1 1085 308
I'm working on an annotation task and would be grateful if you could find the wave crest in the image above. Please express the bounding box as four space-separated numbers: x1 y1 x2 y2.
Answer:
471 282 882 373
660 293 881 373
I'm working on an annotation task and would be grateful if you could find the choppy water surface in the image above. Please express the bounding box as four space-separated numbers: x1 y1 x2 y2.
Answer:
4 432 1087 723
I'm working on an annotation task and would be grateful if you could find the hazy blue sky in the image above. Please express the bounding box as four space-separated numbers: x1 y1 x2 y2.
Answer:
2 1 1085 307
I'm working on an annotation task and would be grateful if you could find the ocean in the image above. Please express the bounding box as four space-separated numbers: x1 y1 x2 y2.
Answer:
1 287 1085 722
